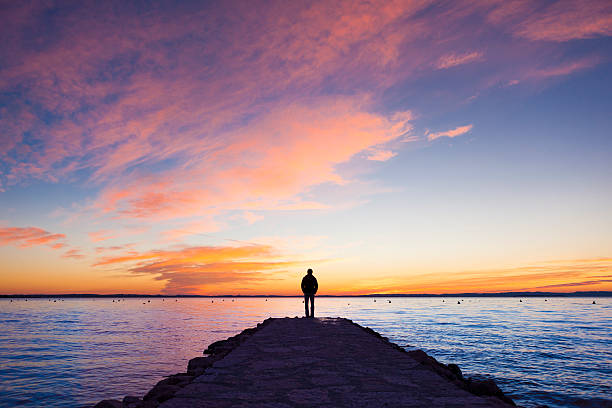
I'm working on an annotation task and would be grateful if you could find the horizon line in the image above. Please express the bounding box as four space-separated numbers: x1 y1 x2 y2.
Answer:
1 291 611 298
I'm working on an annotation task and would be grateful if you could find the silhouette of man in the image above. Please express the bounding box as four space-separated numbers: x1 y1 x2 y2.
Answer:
301 268 318 317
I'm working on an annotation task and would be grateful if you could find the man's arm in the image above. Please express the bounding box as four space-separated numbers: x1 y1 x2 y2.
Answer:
314 277 318 292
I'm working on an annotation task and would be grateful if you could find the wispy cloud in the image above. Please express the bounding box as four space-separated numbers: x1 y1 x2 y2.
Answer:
0 226 65 248
94 244 307 294
436 51 483 69
367 150 397 162
427 124 473 141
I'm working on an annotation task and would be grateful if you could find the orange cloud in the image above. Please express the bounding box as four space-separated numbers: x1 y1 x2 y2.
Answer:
0 227 65 248
427 124 473 141
344 257 612 294
94 244 307 294
88 230 117 242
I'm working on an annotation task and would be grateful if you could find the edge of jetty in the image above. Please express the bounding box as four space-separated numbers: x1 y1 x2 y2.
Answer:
93 317 516 408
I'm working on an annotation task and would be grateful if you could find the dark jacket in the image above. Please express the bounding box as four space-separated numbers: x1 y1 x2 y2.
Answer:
301 274 318 295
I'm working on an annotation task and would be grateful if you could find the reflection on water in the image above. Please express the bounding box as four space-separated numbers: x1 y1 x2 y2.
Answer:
0 297 610 407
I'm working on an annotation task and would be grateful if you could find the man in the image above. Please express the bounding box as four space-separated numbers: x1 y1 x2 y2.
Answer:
301 268 318 317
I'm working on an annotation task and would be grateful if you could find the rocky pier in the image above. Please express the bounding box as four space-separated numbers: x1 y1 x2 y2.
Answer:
94 317 515 408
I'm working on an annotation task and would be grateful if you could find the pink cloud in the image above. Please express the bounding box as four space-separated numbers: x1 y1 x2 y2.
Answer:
436 51 484 69
427 124 473 141
0 227 66 249
1 0 608 237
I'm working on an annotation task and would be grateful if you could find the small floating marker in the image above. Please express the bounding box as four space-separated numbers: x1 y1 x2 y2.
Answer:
143 302 146 304
265 299 268 301
520 299 522 302
147 300 151 303
232 299 234 302
545 299 548 301
175 299 178 302
53 300 56 302
442 300 445 302
373 299 376 302
593 300 596 304
10 300 12 302
457 301 461 304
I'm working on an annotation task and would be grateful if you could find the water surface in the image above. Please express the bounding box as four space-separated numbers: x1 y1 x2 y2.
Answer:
0 297 610 407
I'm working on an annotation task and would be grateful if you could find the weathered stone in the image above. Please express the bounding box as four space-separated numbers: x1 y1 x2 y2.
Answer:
468 378 515 406
143 383 181 403
187 356 217 376
93 400 121 408
123 396 140 404
447 363 463 379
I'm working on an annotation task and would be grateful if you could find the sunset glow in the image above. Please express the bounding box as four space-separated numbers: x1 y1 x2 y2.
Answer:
1 0 611 295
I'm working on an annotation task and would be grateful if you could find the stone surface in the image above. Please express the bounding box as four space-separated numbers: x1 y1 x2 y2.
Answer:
155 317 514 408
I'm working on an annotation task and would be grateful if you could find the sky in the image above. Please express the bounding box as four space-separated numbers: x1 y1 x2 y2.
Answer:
1 0 611 295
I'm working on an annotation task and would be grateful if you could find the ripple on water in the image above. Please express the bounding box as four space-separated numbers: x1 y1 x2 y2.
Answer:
0 297 611 408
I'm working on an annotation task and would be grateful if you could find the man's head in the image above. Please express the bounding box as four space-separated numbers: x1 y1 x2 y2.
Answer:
307 268 313 275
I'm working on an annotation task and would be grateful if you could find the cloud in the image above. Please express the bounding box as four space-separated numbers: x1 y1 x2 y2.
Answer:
367 150 397 162
0 0 608 238
94 244 306 294
94 98 413 220
488 0 612 42
0 226 65 248
427 124 473 141
436 51 483 69
535 278 612 289
88 230 117 242
63 248 85 259
348 257 612 294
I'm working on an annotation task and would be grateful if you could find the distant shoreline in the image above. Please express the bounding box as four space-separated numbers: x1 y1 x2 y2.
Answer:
1 291 610 298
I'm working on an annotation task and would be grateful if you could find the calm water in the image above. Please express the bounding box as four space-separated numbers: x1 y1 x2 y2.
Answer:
0 297 610 408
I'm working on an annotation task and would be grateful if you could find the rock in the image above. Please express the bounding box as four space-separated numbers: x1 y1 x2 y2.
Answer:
143 383 181 403
468 378 515 405
187 356 217 376
93 400 121 408
122 396 141 404
447 363 463 380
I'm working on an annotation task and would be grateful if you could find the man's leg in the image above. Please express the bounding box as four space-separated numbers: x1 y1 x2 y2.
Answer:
304 294 309 317
309 294 315 318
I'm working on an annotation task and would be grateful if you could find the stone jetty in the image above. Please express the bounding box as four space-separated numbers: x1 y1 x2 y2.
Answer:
94 317 515 408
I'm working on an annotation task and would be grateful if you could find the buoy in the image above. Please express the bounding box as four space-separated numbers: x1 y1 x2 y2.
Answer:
457 301 460 304
520 299 522 302
147 300 150 303
373 299 376 302
442 300 445 302
388 300 391 303
593 300 596 304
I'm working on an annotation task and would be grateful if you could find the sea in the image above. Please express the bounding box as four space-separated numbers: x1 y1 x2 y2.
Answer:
0 297 610 408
